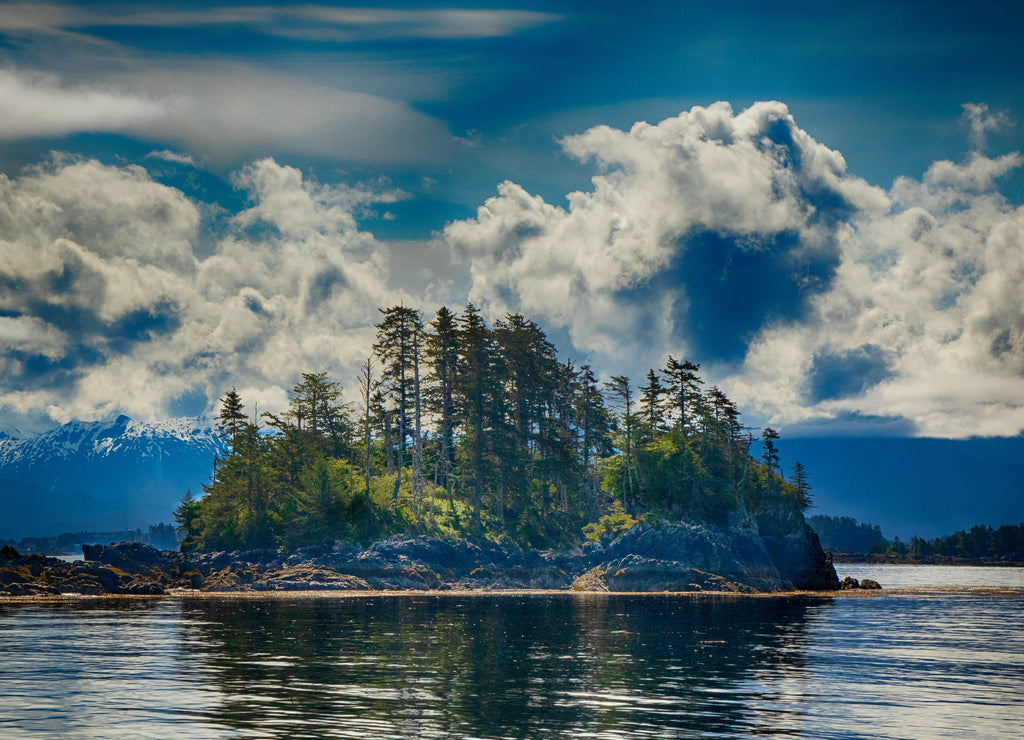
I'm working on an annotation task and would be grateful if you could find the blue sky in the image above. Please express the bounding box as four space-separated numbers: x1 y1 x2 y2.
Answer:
2 1 1024 533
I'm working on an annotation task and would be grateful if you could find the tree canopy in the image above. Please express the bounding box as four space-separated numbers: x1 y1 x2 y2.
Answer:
178 304 812 552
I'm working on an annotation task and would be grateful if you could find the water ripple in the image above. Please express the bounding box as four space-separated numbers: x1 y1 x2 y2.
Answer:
0 572 1022 738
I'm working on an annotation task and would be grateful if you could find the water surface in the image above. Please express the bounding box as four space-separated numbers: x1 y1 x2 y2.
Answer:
1 567 1021 739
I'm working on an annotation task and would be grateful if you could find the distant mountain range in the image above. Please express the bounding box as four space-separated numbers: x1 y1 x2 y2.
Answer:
0 416 227 539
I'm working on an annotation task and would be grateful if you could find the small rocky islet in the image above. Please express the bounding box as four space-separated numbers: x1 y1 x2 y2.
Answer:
1 513 879 597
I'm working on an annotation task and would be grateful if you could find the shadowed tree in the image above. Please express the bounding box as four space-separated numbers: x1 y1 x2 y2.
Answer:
425 306 460 495
604 375 636 512
791 461 812 510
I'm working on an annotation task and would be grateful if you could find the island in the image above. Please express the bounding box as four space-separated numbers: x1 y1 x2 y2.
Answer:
1 304 849 597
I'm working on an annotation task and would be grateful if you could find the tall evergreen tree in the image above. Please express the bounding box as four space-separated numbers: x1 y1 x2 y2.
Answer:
761 427 781 501
357 357 378 507
456 303 496 528
425 306 460 497
216 388 247 443
638 369 666 440
791 461 812 510
662 357 702 434
604 375 636 511
374 305 424 504
576 364 612 514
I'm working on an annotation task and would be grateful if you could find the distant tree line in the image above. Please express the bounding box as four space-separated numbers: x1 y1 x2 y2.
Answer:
809 514 1024 560
177 304 812 552
807 515 888 554
901 524 1024 559
1 523 179 555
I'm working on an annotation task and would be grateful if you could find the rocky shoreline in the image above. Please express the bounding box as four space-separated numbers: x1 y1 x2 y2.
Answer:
2 517 863 597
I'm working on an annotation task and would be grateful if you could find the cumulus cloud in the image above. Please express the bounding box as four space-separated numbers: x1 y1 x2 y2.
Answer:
0 155 405 423
444 101 1024 438
446 101 887 366
4 100 1023 439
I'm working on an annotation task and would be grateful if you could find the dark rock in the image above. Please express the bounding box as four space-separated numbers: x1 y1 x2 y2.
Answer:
840 576 860 590
84 542 179 573
0 567 30 586
859 578 882 590
122 578 166 595
756 509 841 590
600 555 751 593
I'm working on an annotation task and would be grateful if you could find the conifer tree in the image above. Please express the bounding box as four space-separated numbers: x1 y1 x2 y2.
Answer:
761 427 781 500
791 461 812 510
576 364 612 514
425 306 460 495
374 306 424 504
604 375 636 511
662 357 702 434
456 303 495 528
639 369 666 440
216 388 247 443
357 357 378 507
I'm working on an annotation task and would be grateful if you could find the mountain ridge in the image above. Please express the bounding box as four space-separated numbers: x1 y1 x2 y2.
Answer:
0 416 227 539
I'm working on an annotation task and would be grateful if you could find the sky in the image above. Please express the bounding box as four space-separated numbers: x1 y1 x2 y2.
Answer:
2 1 1024 531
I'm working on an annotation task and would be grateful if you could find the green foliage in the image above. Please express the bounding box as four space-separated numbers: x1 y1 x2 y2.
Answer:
583 499 636 542
184 304 810 553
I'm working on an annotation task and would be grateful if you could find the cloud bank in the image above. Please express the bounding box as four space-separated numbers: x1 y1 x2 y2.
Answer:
0 155 404 423
1 101 1022 439
446 102 1024 437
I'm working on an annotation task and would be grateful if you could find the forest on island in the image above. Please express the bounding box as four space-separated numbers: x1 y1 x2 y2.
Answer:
175 304 811 552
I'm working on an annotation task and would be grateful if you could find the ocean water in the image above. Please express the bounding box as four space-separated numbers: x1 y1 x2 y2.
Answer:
1 565 1021 739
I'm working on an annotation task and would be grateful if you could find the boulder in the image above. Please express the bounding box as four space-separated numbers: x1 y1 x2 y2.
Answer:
571 566 610 592
82 541 179 573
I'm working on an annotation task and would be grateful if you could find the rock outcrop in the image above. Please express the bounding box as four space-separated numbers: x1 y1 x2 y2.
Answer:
1 513 842 596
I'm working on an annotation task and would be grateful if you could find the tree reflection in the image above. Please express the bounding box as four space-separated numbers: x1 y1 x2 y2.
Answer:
179 594 828 738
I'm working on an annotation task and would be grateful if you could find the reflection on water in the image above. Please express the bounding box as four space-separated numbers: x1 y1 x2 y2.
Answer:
1 586 1022 739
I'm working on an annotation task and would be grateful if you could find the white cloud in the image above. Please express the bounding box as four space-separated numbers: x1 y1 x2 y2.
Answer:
145 150 197 167
0 69 166 138
445 101 887 368
0 155 407 423
704 145 1024 437
4 100 1024 439
962 103 1012 151
127 64 455 166
443 101 1024 438
0 62 453 166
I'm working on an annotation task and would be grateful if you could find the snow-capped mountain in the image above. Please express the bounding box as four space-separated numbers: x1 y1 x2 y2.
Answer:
0 416 229 539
